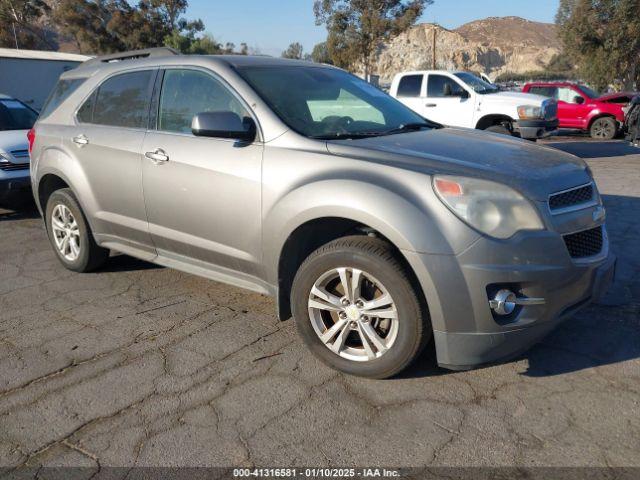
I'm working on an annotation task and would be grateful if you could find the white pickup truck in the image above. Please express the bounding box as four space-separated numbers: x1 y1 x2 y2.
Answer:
389 71 558 140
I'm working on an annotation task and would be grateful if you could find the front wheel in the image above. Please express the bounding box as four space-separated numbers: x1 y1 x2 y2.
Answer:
590 117 617 140
484 124 512 136
291 236 430 379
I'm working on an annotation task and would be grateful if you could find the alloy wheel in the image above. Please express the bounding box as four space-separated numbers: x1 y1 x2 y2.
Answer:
51 204 81 262
592 119 614 139
307 267 399 362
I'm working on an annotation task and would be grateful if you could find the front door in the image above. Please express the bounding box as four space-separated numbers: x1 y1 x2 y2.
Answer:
556 86 590 129
424 74 474 127
141 68 263 278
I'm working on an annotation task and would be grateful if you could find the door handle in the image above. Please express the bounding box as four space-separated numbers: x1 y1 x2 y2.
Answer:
145 149 169 164
425 103 437 107
73 135 89 146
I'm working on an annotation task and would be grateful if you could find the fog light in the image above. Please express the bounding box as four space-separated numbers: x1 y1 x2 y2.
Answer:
489 289 546 316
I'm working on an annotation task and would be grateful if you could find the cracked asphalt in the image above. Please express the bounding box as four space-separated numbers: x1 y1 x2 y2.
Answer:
0 138 638 471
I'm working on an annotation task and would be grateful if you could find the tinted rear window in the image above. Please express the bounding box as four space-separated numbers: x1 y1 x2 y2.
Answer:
397 75 423 97
0 99 38 131
91 71 153 128
40 79 85 118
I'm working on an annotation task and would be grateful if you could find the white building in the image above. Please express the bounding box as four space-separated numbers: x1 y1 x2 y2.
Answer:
0 48 91 111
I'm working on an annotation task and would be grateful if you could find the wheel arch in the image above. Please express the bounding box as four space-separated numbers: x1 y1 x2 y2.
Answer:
264 180 462 321
587 113 617 130
475 114 514 130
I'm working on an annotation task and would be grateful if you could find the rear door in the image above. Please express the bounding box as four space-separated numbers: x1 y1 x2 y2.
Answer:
66 69 156 258
141 67 263 278
424 74 474 127
393 74 425 115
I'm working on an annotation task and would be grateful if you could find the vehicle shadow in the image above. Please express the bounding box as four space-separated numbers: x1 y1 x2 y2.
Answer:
0 203 40 221
545 140 639 158
101 254 163 273
399 193 640 379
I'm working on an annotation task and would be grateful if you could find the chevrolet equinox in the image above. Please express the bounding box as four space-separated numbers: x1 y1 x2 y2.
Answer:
30 49 616 378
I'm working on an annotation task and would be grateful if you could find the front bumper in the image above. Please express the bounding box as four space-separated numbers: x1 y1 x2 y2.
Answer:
0 171 32 203
514 118 559 139
403 227 615 370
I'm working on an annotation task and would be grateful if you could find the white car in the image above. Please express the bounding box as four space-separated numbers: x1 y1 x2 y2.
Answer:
389 71 558 140
0 94 37 206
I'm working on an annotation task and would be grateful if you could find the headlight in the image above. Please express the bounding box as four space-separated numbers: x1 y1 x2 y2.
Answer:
517 104 543 120
433 175 544 239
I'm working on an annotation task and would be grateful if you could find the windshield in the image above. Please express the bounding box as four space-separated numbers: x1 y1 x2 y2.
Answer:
0 98 38 131
236 65 433 139
454 72 499 94
579 85 600 99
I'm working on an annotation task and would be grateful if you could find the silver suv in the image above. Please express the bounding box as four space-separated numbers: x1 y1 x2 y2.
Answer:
30 49 615 378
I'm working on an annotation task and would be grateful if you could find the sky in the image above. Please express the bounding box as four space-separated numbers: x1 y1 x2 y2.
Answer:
188 0 560 57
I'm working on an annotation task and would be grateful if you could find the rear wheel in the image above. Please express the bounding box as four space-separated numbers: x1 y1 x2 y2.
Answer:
45 188 109 272
291 236 430 379
590 117 617 140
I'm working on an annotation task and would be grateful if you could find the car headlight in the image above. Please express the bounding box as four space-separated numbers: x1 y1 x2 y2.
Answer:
517 105 543 120
433 175 544 239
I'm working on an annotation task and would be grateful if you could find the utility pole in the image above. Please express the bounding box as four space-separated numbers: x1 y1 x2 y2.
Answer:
432 25 437 70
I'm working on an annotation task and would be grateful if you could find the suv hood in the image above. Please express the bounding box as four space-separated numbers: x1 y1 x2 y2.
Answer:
481 90 547 106
326 127 590 201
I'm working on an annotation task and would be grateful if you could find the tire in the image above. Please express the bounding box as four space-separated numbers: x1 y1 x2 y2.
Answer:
45 188 109 272
590 117 617 140
291 235 430 379
484 124 512 136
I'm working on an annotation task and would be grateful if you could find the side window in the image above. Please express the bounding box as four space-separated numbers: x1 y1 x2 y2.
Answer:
396 75 423 97
91 70 153 128
158 69 249 134
77 91 96 123
558 87 581 104
427 75 464 98
529 86 556 98
40 78 85 118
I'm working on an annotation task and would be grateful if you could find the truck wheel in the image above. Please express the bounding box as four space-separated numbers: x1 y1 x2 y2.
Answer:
484 124 512 136
291 236 430 379
45 188 109 272
590 117 617 140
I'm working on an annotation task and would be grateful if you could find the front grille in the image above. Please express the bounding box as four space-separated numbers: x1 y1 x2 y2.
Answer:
0 163 29 171
563 226 603 258
549 184 594 212
10 149 29 159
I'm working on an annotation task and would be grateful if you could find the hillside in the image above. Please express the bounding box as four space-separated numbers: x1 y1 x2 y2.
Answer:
373 16 560 83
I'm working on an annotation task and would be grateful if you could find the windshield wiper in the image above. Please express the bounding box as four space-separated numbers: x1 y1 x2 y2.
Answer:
380 122 434 135
308 131 387 140
309 122 434 140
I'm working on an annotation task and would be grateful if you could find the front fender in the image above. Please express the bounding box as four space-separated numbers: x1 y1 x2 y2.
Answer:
262 178 476 286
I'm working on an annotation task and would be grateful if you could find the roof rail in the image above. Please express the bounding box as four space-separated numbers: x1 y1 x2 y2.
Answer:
81 47 180 68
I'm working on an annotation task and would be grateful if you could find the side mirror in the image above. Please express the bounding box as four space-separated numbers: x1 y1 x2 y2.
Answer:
191 111 256 142
574 96 585 105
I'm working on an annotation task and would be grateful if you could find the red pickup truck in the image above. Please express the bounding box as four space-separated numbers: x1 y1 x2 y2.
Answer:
522 82 634 139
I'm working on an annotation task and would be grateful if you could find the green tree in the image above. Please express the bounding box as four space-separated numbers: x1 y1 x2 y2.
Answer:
557 0 640 90
53 0 206 54
0 0 56 49
282 41 304 59
314 0 433 76
310 41 332 64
